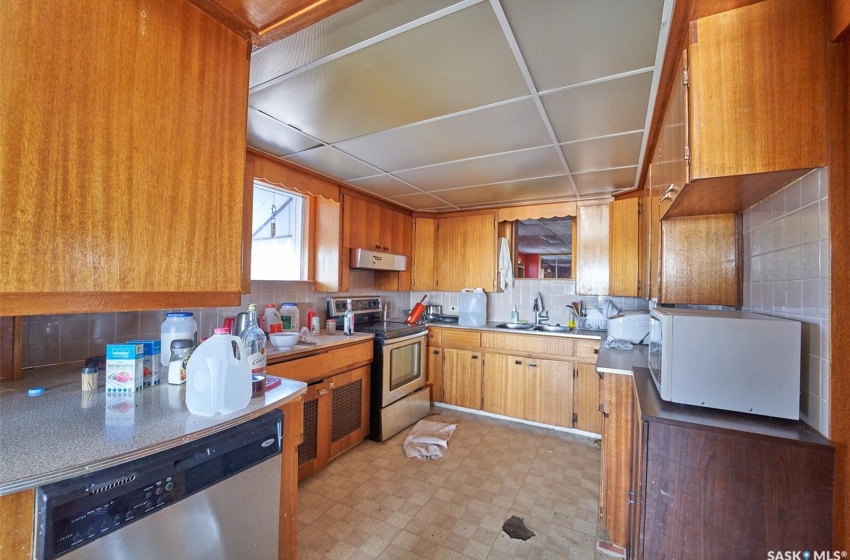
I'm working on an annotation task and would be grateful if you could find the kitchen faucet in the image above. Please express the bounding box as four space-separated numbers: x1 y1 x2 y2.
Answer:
532 293 549 325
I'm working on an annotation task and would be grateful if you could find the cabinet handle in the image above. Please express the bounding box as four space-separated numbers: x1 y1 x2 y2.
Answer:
515 360 523 365
432 350 440 355
318 388 328 396
593 348 599 355
528 362 537 368
471 355 479 360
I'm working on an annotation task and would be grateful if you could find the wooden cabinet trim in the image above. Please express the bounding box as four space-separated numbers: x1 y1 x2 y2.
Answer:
266 341 373 384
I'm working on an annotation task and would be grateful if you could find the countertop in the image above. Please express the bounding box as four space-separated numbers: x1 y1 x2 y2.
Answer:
266 331 374 363
0 367 307 497
424 320 606 340
595 343 649 376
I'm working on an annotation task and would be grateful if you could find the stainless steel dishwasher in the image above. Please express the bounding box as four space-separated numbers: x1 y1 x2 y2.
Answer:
34 410 282 560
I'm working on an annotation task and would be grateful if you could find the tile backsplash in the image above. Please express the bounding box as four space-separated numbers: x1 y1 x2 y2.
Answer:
742 167 830 436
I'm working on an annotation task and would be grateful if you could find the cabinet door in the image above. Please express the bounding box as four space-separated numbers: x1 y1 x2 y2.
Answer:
298 381 331 481
525 358 573 428
328 365 370 459
412 217 437 291
599 374 636 549
436 214 497 292
609 198 640 296
0 0 249 315
442 348 482 410
482 353 525 418
628 391 646 559
660 214 741 306
574 363 602 434
427 347 443 403
576 204 610 295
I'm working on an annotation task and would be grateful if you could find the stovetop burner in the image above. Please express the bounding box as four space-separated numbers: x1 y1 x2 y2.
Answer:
326 297 427 340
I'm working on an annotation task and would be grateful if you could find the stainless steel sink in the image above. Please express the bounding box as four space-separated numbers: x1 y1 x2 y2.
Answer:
493 323 535 330
533 324 573 333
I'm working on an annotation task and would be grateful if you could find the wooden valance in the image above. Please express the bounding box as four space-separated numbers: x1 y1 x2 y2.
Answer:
247 149 341 202
497 201 577 222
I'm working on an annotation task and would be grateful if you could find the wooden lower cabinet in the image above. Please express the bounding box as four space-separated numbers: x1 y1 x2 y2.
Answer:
426 347 443 403
442 348 482 409
629 367 834 557
598 372 635 551
295 365 370 480
524 357 573 427
574 363 602 434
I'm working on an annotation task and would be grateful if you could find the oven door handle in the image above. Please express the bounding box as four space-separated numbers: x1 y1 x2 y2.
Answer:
382 331 428 346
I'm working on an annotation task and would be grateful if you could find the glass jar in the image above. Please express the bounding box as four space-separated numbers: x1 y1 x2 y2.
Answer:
167 339 194 385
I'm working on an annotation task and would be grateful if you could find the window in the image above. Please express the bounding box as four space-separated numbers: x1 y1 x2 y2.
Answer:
515 216 573 279
251 181 308 281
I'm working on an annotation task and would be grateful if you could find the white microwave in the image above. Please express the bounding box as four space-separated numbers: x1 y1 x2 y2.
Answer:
648 307 801 420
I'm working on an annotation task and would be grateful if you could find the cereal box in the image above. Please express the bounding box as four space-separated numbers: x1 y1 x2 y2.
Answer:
106 343 143 393
128 339 161 386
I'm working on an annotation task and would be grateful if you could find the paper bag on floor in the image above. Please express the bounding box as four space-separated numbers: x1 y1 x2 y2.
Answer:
403 419 458 460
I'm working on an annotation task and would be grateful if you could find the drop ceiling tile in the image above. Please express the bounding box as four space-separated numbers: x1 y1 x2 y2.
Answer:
394 146 565 192
335 98 549 172
250 0 460 88
501 0 663 91
284 146 378 181
249 2 529 144
246 108 321 157
560 132 643 173
572 166 638 194
434 175 573 206
388 192 452 210
541 72 653 143
347 174 421 198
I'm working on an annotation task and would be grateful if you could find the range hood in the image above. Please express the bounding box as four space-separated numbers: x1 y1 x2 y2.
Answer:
349 248 407 271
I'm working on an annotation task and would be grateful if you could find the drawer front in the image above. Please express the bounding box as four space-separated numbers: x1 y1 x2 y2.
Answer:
427 327 442 345
267 341 373 384
481 332 574 358
440 329 481 348
575 340 600 360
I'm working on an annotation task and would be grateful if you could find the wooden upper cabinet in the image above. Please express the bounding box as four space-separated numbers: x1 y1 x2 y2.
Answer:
411 217 437 291
665 0 828 218
576 204 610 295
0 0 249 316
435 213 498 293
342 194 410 254
608 198 640 297
660 214 742 306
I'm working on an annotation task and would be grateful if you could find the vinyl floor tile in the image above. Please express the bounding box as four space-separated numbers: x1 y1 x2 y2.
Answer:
297 408 608 560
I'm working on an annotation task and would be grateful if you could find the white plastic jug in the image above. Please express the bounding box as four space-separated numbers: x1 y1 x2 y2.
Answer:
185 328 252 416
458 288 487 327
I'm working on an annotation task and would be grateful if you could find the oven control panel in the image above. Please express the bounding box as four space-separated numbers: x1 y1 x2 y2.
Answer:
327 296 382 317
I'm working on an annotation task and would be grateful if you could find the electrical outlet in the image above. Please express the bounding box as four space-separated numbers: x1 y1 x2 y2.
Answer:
449 305 459 313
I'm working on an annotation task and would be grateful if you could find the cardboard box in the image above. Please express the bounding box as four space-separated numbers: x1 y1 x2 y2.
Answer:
128 339 161 386
106 343 143 393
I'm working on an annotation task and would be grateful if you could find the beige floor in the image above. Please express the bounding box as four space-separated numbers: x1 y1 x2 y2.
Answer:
297 408 606 560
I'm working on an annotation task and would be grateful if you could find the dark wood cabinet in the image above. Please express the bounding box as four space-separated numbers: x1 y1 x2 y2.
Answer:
629 367 834 558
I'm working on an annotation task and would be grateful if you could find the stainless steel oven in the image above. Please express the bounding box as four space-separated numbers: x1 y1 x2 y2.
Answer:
327 297 432 441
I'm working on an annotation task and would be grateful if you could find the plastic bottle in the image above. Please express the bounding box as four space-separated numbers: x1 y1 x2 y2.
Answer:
280 303 300 332
185 328 251 416
458 288 487 327
241 304 267 397
306 308 319 335
343 299 354 335
160 312 198 366
511 305 520 323
263 304 283 335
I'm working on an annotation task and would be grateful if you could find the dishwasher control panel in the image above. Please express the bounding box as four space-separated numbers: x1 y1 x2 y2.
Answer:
34 410 282 560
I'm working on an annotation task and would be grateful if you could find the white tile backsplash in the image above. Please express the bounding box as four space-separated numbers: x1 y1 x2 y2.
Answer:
742 167 830 436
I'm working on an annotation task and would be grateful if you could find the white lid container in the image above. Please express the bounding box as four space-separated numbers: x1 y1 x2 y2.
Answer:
279 303 300 332
458 288 487 327
185 328 251 416
160 312 197 366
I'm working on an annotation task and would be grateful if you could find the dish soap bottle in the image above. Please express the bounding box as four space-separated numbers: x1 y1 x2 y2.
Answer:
511 305 519 324
343 299 354 335
241 304 267 397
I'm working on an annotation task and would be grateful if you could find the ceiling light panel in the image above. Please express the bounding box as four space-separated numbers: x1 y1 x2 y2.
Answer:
246 108 321 157
393 146 564 192
249 0 461 88
347 174 422 198
433 175 573 206
284 145 379 180
501 0 663 91
560 131 644 173
541 72 653 143
572 166 638 194
248 2 529 144
336 98 549 173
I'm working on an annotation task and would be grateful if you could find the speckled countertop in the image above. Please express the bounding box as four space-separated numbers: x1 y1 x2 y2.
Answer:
596 344 649 375
422 320 606 340
0 366 308 497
